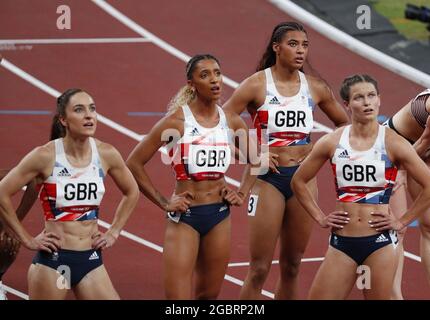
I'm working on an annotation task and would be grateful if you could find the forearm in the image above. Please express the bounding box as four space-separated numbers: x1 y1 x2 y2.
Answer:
129 165 169 211
238 164 257 196
398 188 430 227
0 197 33 245
108 191 139 237
16 180 38 221
291 181 325 224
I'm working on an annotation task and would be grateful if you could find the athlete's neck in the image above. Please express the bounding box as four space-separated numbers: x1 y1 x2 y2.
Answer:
350 120 379 140
272 64 300 83
189 98 218 119
62 135 92 161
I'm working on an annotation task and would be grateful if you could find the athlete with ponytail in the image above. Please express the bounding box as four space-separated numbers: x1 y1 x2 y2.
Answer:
0 89 139 299
127 54 258 299
223 22 349 299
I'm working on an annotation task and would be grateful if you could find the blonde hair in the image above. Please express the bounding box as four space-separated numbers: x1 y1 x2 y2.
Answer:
166 54 220 115
167 85 196 115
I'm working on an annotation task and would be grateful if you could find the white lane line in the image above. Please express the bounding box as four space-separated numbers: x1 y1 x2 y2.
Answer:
269 0 430 88
223 275 274 299
0 38 151 45
97 219 163 253
1 59 143 142
404 251 421 262
91 0 332 134
2 284 29 300
228 256 325 267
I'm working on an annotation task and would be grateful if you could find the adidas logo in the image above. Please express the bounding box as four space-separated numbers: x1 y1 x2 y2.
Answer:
57 167 71 177
190 127 200 136
375 234 388 243
338 150 349 159
89 251 99 260
51 251 59 261
219 205 228 212
269 96 280 105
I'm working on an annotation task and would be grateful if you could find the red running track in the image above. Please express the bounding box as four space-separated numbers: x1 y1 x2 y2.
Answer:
0 0 428 299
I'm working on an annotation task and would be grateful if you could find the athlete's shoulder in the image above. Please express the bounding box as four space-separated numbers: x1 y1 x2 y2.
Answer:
94 139 124 168
305 74 330 93
384 126 411 149
94 138 118 155
317 126 345 147
239 70 266 90
160 107 185 129
17 140 55 173
223 108 247 130
32 140 55 160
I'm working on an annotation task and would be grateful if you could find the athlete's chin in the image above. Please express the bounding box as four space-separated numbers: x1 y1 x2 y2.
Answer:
79 130 96 138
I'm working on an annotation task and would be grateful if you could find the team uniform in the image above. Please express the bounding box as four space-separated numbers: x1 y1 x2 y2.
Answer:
167 104 232 236
249 67 315 200
32 138 105 286
329 125 399 264
383 88 430 144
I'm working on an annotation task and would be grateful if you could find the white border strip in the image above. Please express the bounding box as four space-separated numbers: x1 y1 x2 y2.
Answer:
269 0 430 88
91 0 331 134
0 38 151 45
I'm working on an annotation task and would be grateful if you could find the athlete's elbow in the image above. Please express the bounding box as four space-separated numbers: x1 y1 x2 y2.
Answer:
125 157 139 177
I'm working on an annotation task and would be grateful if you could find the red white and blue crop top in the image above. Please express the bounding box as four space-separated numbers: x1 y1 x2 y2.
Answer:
170 104 232 181
249 68 315 147
38 138 105 221
331 125 397 204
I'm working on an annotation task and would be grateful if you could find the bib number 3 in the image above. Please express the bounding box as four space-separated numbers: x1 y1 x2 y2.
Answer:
247 194 259 216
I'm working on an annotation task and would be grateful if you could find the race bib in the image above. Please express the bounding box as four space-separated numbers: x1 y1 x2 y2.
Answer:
247 194 259 216
187 145 231 175
267 104 313 135
55 167 104 208
336 159 386 191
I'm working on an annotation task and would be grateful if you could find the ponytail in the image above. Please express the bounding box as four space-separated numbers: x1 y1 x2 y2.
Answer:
50 114 66 140
167 85 196 115
51 88 84 140
167 54 220 114
257 22 307 72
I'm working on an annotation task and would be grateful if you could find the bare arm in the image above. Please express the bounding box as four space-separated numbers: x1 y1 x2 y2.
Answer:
91 143 139 249
0 170 38 221
16 179 38 221
0 146 60 252
126 115 192 212
309 76 349 128
387 130 430 228
102 144 139 235
291 131 348 228
413 116 430 159
223 73 264 115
